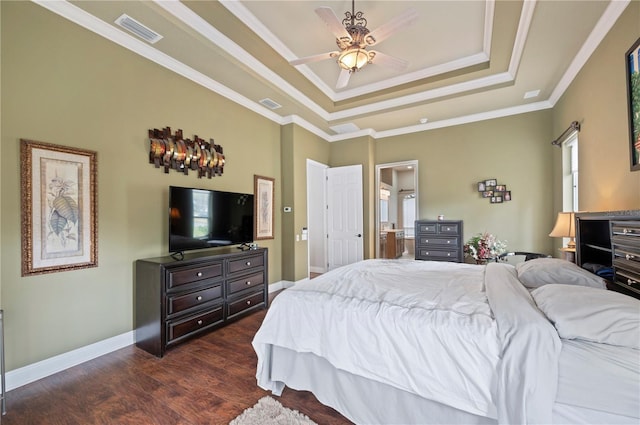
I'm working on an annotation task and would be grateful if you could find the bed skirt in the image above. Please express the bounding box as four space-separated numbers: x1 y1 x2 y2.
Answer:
264 345 639 425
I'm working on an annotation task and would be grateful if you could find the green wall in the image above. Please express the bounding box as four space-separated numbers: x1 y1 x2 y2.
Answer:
552 1 640 212
1 2 282 370
374 111 555 254
280 124 330 281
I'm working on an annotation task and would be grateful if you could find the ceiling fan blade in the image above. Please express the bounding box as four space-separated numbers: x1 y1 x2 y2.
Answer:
315 7 352 42
290 51 339 66
336 69 351 89
370 51 409 71
365 8 418 46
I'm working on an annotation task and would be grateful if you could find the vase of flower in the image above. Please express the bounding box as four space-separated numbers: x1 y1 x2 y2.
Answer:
464 232 507 264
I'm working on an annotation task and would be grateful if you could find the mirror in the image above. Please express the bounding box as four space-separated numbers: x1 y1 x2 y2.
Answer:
375 161 419 259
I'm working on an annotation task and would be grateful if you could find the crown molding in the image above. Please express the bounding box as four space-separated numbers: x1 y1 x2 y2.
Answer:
30 0 622 144
548 0 630 105
221 0 498 103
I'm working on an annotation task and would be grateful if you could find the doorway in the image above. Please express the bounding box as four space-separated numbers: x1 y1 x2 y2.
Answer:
375 161 419 259
307 160 364 276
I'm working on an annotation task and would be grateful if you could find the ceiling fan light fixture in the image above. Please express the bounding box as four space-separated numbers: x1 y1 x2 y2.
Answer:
338 48 370 72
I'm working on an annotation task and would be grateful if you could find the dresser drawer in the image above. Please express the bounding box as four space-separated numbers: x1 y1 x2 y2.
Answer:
167 284 222 317
166 306 224 344
613 267 640 292
611 221 640 238
416 236 458 247
227 271 265 295
167 263 223 289
438 223 460 234
416 248 460 261
227 292 265 319
228 254 264 274
417 223 437 234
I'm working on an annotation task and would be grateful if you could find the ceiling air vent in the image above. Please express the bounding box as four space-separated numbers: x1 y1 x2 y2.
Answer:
115 14 163 44
259 98 282 110
330 123 360 134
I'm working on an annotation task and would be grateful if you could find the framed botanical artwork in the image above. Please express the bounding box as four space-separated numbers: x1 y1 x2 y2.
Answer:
254 175 275 240
626 36 640 171
20 139 97 276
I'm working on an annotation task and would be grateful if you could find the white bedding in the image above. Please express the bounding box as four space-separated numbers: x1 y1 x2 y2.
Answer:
253 259 561 424
557 339 640 418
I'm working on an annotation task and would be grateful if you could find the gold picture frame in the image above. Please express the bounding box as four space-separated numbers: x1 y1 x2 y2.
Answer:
254 175 274 240
20 139 98 276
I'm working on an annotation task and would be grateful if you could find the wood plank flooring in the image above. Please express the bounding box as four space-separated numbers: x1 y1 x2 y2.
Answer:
3 295 352 425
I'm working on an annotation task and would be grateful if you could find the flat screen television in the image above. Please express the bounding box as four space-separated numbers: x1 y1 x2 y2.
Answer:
169 186 254 254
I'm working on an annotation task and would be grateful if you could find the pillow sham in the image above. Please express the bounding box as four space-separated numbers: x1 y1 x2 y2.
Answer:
532 284 640 349
516 258 606 289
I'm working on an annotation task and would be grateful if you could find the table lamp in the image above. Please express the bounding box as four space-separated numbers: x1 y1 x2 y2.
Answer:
549 211 576 249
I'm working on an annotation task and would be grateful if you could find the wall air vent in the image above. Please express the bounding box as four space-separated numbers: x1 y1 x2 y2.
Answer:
115 14 163 44
259 98 282 110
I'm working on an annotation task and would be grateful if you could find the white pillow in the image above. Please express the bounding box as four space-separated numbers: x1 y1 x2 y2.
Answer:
516 258 606 289
532 284 640 349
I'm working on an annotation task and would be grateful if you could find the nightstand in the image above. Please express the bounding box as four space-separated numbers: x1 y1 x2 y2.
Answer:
559 247 576 263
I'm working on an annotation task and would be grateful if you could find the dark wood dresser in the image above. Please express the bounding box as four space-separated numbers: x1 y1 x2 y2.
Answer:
576 210 640 299
415 220 463 262
135 247 268 357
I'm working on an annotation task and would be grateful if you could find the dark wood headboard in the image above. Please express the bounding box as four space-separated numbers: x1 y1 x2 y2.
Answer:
576 210 640 299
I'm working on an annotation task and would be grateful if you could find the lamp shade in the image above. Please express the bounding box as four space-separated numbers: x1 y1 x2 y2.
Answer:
338 48 370 71
549 212 576 248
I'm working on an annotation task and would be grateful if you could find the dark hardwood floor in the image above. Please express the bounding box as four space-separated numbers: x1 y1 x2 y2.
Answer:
3 294 352 425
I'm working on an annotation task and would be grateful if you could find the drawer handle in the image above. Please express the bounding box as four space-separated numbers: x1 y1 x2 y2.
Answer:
197 320 203 325
425 239 429 243
447 240 450 244
246 300 251 305
627 278 638 285
623 228 636 234
626 254 636 260
196 272 203 277
447 253 451 256
246 281 251 285
246 261 251 266
196 295 202 301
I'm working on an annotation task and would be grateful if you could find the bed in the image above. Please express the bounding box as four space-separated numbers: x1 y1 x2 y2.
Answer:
252 259 640 424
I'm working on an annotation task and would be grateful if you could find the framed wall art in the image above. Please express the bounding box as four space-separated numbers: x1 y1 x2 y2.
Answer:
20 139 97 276
254 175 275 240
626 36 640 171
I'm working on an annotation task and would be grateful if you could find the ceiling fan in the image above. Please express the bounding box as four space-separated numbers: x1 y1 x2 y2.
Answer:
290 1 418 89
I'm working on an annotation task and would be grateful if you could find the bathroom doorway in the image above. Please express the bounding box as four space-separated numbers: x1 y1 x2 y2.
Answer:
375 161 419 259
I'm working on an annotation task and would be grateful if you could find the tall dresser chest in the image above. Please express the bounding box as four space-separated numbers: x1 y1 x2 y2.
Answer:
415 220 464 262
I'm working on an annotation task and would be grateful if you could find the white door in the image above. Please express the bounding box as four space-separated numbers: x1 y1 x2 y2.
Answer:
327 165 364 270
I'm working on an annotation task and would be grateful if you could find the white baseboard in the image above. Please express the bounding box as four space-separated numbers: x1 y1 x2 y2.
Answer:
7 280 298 392
309 266 326 274
6 331 135 391
268 280 296 291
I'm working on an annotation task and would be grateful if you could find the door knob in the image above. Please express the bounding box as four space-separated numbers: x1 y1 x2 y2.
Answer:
356 234 362 237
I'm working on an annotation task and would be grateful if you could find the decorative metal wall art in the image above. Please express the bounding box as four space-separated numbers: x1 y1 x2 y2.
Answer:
148 127 225 178
477 178 512 204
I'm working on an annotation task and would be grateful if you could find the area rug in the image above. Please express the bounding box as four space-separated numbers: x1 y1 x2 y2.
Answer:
229 396 318 425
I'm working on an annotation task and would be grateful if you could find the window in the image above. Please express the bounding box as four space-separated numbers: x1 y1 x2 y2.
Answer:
562 134 578 211
402 193 415 237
